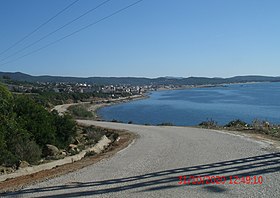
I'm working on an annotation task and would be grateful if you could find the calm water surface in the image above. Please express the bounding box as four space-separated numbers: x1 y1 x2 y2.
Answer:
98 82 280 126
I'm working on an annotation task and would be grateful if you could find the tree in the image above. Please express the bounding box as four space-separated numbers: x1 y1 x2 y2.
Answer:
14 95 56 146
0 84 13 116
52 111 76 148
0 86 77 167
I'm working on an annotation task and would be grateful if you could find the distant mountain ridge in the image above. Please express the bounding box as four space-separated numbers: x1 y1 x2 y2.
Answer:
1 71 280 86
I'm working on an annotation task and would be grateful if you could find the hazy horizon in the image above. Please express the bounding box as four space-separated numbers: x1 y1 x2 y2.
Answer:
1 70 280 79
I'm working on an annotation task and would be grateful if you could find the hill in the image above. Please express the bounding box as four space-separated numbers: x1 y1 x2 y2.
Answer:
1 72 280 85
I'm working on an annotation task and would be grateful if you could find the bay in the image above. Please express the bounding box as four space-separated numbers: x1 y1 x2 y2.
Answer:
97 82 280 126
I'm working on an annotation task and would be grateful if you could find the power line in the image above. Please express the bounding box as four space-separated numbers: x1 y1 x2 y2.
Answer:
0 0 80 57
0 0 144 66
0 0 112 63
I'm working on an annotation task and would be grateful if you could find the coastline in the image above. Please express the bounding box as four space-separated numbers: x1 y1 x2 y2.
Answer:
90 94 149 121
2 85 280 193
89 96 280 150
153 81 267 92
57 84 280 149
92 82 280 130
91 83 240 121
52 94 149 117
58 81 279 125
56 81 273 118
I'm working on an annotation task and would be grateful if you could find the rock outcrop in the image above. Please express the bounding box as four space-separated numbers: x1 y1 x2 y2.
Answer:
42 144 60 157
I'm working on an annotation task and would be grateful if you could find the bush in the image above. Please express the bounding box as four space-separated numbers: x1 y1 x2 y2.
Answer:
13 138 41 165
52 111 76 148
85 151 97 157
0 150 18 167
107 132 119 142
252 119 271 133
84 126 105 142
14 95 57 146
198 119 218 128
83 126 119 144
68 105 93 118
225 119 248 128
0 84 13 116
157 122 174 126
0 86 77 167
2 120 42 165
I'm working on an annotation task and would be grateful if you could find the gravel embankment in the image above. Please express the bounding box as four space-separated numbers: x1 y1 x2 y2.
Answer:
3 121 280 198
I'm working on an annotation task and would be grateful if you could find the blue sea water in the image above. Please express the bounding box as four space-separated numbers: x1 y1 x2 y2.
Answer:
98 82 280 126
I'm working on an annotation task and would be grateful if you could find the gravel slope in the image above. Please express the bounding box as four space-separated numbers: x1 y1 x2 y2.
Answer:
4 121 280 198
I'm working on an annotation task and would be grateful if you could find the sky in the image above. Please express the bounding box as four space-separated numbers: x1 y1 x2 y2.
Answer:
0 0 280 78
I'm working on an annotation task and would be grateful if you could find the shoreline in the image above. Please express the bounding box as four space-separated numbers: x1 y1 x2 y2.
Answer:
2 82 279 193
90 98 280 148
153 81 268 92
90 83 280 142
90 82 245 121
52 94 148 117
57 81 280 126
57 81 274 119
89 94 149 121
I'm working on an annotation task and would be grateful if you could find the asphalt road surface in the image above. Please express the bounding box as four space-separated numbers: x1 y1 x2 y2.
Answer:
4 121 280 198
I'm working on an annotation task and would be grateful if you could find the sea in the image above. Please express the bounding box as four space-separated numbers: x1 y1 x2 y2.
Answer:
97 82 280 126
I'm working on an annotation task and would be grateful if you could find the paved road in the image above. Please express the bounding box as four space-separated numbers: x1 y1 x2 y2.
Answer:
4 121 280 198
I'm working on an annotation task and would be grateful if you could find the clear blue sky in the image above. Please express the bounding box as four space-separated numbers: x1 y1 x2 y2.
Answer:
0 0 280 78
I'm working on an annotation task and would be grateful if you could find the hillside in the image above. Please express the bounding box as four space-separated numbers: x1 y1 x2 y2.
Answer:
1 72 280 85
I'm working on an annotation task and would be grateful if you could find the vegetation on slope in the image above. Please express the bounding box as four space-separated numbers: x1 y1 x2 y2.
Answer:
0 84 76 167
1 71 280 85
68 104 94 119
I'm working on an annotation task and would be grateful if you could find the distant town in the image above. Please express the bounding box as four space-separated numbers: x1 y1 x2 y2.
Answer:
0 73 195 98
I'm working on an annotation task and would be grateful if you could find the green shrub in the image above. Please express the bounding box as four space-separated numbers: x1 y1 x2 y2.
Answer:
0 86 77 167
14 95 57 146
52 111 76 148
68 105 93 118
0 150 18 167
13 139 41 165
0 84 13 116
